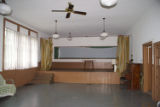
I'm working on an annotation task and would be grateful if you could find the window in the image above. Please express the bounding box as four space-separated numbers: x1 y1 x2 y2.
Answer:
4 29 18 69
4 28 38 70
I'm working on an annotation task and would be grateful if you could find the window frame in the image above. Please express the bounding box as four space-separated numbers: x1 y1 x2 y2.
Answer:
2 18 38 71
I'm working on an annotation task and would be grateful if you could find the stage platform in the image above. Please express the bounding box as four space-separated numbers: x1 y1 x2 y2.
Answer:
38 70 120 84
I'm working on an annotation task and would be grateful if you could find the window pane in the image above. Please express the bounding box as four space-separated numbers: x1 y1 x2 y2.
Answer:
17 33 31 69
4 29 18 70
31 37 38 67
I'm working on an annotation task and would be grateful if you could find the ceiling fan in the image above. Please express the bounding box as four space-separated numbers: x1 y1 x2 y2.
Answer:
51 2 87 18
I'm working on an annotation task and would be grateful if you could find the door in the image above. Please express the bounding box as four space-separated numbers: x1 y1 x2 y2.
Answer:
143 42 152 92
153 42 160 101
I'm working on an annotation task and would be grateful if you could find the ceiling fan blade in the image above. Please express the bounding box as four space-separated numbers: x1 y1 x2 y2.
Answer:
73 11 87 15
2 0 6 3
68 2 74 10
66 12 71 18
52 10 67 12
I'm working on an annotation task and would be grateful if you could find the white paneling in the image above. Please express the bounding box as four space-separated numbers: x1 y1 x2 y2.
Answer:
53 59 116 64
53 36 117 47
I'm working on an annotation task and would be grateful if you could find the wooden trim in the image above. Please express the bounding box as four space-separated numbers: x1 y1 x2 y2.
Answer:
28 30 31 36
2 18 6 71
3 67 39 72
0 68 38 87
4 18 38 34
154 41 160 46
152 41 160 101
17 25 20 32
143 41 152 46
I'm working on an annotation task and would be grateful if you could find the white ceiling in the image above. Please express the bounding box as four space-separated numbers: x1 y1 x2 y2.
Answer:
7 0 156 37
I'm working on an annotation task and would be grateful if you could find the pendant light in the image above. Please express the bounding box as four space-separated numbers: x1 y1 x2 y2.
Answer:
100 18 108 40
52 20 60 39
67 32 72 41
0 0 12 15
100 0 118 7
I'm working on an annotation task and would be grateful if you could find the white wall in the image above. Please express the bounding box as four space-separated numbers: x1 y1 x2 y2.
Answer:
53 36 117 47
128 2 160 63
0 16 49 71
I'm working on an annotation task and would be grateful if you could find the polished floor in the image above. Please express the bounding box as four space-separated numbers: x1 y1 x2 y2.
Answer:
0 84 156 107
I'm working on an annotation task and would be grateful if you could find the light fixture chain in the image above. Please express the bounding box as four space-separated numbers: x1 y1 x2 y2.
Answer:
103 18 106 32
55 20 58 34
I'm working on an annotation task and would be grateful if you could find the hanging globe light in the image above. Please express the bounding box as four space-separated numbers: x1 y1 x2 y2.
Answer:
100 18 108 40
52 20 60 39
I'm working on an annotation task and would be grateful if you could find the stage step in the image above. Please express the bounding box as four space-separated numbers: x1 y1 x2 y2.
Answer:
30 73 53 84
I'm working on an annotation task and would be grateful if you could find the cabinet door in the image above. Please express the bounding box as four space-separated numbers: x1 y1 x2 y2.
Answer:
131 64 141 90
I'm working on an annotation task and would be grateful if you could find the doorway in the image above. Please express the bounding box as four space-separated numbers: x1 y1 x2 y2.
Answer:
143 42 152 93
152 42 160 101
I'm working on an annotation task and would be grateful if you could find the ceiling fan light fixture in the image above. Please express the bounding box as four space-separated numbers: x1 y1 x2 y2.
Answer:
100 0 118 7
0 3 12 15
52 20 60 39
100 17 109 40
67 36 72 41
100 32 108 40
52 33 60 39
67 32 72 41
100 32 108 37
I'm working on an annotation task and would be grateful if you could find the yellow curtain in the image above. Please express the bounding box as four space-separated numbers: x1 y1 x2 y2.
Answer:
116 36 129 73
40 38 53 71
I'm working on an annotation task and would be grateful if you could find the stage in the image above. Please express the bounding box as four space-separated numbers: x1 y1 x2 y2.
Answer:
38 70 120 84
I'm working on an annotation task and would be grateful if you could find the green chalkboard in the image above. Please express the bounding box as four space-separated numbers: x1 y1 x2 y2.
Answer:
54 47 59 59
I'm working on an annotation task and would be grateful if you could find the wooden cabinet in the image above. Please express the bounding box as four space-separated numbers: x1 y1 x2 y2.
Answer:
125 63 142 90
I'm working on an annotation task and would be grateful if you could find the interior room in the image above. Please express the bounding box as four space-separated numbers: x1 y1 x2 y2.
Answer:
0 0 160 107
